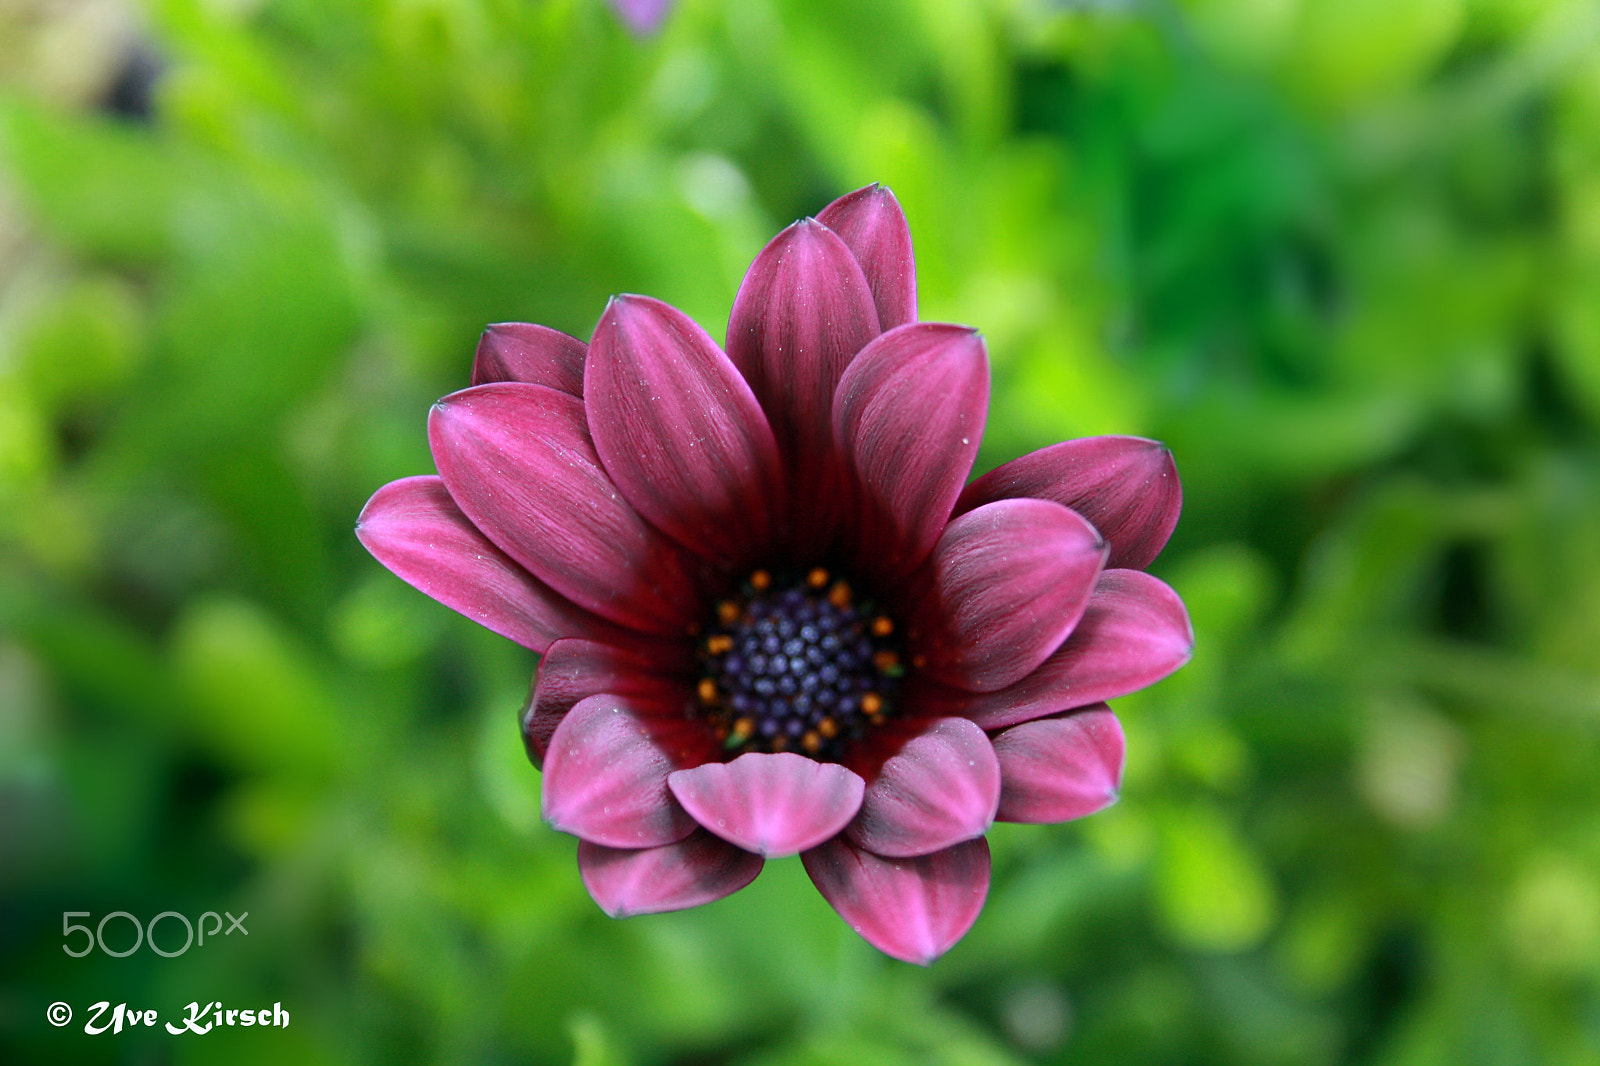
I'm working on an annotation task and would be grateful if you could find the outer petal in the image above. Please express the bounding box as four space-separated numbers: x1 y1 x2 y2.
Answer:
586 295 782 564
905 498 1107 693
667 752 865 858
726 218 881 479
471 322 586 395
542 694 712 849
428 383 705 635
802 836 990 966
957 436 1181 571
950 569 1194 731
578 830 763 917
817 184 917 330
845 717 999 858
834 323 989 578
521 637 690 769
355 475 619 653
992 706 1124 824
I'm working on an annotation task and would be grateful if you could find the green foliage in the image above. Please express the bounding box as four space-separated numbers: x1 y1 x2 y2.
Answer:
4 0 1600 1062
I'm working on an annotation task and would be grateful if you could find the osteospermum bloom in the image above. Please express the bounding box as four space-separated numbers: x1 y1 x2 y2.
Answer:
357 185 1192 963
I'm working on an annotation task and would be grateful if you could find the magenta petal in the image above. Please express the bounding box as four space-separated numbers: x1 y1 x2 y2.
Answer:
802 836 990 965
956 569 1194 731
817 184 917 331
586 295 782 563
428 383 705 635
471 323 586 395
834 323 989 578
667 752 865 858
727 218 881 479
846 717 999 858
541 694 706 849
993 706 1124 824
522 637 689 769
908 498 1108 693
578 829 763 917
957 436 1181 570
356 476 619 654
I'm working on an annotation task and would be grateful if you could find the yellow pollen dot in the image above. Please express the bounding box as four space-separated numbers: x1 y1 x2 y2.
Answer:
717 600 741 625
697 678 719 704
873 650 899 672
771 734 788 752
706 635 733 655
871 616 894 637
818 717 838 738
860 692 884 715
731 717 754 741
750 569 772 591
807 567 830 588
828 581 852 608
802 731 821 753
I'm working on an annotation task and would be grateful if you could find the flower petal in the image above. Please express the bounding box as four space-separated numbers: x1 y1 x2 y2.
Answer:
667 752 865 858
541 693 710 849
727 218 881 480
586 294 782 564
957 436 1181 570
834 323 989 578
471 322 586 395
428 382 706 635
802 836 990 965
817 184 917 331
356 475 619 654
992 706 1124 824
846 717 1000 858
953 569 1194 731
578 829 763 917
521 637 690 770
907 497 1107 693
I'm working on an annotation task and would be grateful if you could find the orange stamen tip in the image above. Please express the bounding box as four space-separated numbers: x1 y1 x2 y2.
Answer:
807 567 829 588
697 678 719 704
732 717 754 740
706 635 733 655
717 600 741 624
860 692 884 715
872 650 899 672
871 616 894 637
818 717 838 738
750 569 772 591
802 731 822 753
828 581 852 608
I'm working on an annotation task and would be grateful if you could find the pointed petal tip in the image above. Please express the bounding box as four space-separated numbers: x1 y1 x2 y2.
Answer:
846 717 1000 858
579 831 763 918
803 836 990 965
993 707 1125 824
668 753 865 858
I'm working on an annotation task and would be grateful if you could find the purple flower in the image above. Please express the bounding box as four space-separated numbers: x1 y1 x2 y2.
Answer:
606 0 672 35
357 185 1192 964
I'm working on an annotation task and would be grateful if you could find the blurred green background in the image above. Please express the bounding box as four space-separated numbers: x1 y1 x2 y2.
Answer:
4 0 1600 1062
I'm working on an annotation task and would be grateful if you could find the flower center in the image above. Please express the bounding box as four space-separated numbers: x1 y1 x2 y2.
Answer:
696 567 905 760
